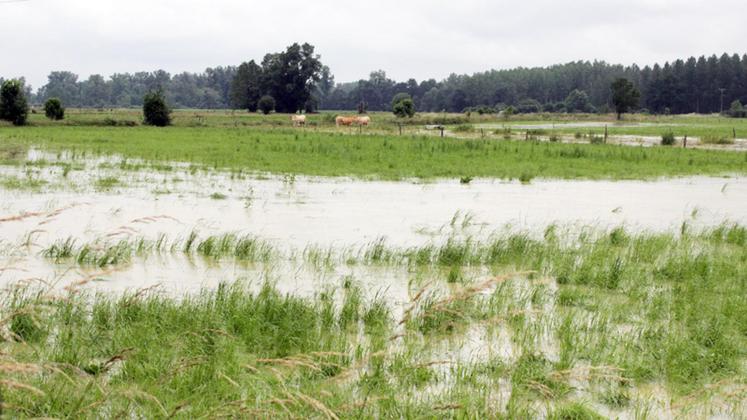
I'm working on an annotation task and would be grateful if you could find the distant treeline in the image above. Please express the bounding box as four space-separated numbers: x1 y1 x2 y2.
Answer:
326 53 747 114
3 51 746 114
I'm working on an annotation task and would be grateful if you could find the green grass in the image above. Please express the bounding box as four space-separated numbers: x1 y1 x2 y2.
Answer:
5 223 747 417
498 113 747 139
2 124 746 181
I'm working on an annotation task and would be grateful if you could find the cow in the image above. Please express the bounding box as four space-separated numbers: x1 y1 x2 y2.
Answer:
355 116 370 126
335 116 356 127
291 114 306 127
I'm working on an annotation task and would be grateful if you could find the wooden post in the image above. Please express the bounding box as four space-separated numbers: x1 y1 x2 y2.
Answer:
683 135 687 148
440 127 444 138
398 123 402 135
604 125 608 144
734 128 737 139
525 131 529 141
481 128 485 138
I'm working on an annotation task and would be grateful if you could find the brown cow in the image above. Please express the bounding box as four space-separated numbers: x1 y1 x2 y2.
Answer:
335 116 356 127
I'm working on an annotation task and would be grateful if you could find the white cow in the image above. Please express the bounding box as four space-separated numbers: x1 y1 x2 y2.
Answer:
291 115 306 127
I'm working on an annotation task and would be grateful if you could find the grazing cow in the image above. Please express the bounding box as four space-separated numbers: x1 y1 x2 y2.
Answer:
291 114 306 127
335 116 356 127
355 116 371 126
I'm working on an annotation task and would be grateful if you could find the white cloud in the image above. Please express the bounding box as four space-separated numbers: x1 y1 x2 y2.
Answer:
1 0 745 88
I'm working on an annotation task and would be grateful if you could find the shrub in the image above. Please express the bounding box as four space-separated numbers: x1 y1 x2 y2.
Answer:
142 90 171 126
661 131 676 146
393 98 415 118
727 100 746 118
0 79 29 126
44 98 65 120
258 95 275 115
392 93 415 118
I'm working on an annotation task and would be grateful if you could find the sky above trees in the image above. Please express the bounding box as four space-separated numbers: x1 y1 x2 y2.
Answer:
1 0 746 89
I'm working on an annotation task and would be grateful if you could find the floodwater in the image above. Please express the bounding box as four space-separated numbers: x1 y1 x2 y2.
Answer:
2 154 745 418
2 165 745 251
1 157 745 309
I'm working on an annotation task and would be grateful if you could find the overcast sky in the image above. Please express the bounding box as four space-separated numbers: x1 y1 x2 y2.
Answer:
2 0 746 88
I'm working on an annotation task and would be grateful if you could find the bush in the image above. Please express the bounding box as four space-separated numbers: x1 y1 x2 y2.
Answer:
44 98 65 120
392 93 415 118
258 95 275 115
727 100 746 118
661 131 676 146
0 79 29 126
142 91 171 126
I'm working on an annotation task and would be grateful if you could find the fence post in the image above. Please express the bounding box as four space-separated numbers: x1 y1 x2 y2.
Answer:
398 123 402 136
604 125 608 144
683 135 687 148
440 127 444 138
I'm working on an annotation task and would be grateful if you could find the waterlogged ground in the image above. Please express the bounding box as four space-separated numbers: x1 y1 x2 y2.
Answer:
1 150 746 418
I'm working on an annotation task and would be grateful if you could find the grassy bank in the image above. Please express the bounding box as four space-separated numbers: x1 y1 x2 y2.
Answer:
2 125 746 180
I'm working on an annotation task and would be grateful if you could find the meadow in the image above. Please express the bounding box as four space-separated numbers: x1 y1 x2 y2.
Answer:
1 109 746 181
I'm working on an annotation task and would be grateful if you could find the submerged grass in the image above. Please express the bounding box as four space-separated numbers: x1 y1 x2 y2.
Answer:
41 232 277 267
13 224 747 416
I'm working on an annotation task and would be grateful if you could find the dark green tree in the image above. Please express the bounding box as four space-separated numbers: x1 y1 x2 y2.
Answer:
142 90 171 126
230 60 262 111
728 100 746 118
391 93 415 118
0 79 29 126
260 43 322 113
258 95 275 115
611 78 640 120
44 98 65 120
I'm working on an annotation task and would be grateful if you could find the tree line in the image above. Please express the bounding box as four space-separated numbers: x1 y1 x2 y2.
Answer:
2 49 746 115
323 53 747 115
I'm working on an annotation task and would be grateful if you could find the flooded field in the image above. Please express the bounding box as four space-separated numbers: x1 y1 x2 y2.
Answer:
1 150 746 418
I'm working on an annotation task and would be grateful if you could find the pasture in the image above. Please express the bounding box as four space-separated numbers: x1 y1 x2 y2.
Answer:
0 110 746 418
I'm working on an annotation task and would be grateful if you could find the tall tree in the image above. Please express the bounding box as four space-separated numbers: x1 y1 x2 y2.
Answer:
260 43 322 113
611 78 640 119
230 60 262 111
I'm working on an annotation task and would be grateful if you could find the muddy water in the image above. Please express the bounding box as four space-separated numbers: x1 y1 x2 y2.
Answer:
2 154 747 299
2 170 745 250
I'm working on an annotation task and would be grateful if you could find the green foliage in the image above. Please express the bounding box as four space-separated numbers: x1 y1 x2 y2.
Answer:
258 95 275 115
661 131 676 146
516 98 542 114
230 60 262 111
43 97 65 120
258 43 322 113
564 89 595 113
0 79 29 126
391 93 415 118
142 90 171 126
611 78 640 120
728 100 746 118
